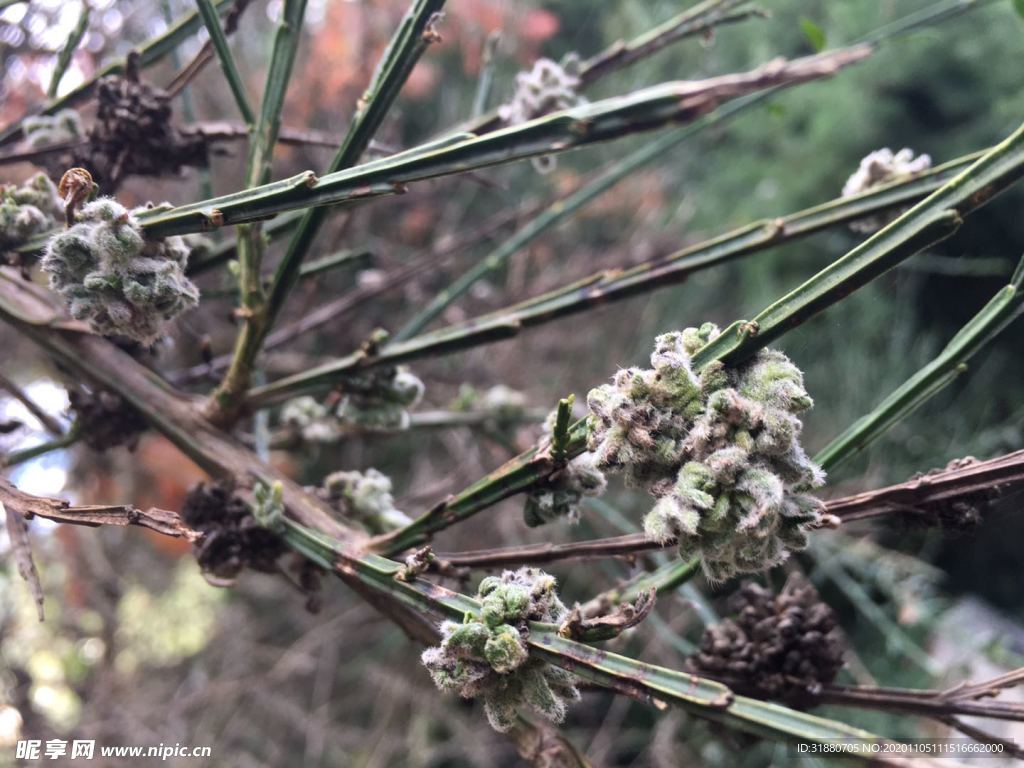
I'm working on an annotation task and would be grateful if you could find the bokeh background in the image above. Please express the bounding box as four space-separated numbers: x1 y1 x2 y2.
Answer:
2 0 1024 765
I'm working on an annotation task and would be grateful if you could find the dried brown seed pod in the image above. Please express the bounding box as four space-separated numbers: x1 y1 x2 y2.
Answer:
685 577 845 706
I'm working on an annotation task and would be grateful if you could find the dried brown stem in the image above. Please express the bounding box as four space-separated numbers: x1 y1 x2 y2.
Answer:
2 497 44 620
827 451 1024 522
0 477 198 539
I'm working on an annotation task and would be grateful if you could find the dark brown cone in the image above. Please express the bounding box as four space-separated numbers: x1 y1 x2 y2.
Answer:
180 483 287 582
685 578 845 706
69 386 147 451
69 74 208 189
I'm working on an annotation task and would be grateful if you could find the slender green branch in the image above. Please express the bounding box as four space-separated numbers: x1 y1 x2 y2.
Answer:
195 0 255 124
577 0 760 87
550 395 574 463
471 31 501 118
209 0 308 418
281 518 896 756
370 118 1024 553
186 210 306 275
463 0 764 134
206 0 447 419
247 151 977 409
690 118 1024 371
135 47 871 238
47 3 90 99
393 92 765 341
0 0 232 148
2 425 82 469
816 253 1024 471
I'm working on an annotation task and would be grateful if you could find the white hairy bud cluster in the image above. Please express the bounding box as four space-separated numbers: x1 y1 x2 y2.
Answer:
0 173 62 252
41 198 200 344
421 568 580 732
498 54 586 125
322 468 412 534
842 148 932 233
337 367 425 430
586 323 830 581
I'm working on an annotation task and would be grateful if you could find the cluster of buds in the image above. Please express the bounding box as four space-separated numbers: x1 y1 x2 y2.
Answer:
40 197 200 344
586 323 831 581
23 109 84 150
685 579 845 706
523 452 606 526
336 366 425 430
842 148 932 233
320 468 412 534
0 173 62 252
280 366 425 442
452 384 529 421
498 54 586 125
422 568 580 732
280 396 341 443
498 54 587 173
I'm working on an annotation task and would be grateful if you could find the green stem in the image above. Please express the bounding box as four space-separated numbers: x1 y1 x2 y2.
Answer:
690 118 1024 371
209 0 308 417
1 425 81 469
135 47 871 238
195 0 255 124
209 0 447 418
394 93 765 341
816 254 1024 471
280 519 894 756
47 3 90 99
470 31 501 118
247 151 977 409
462 0 762 134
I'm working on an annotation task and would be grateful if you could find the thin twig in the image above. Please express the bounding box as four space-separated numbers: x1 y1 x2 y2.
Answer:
0 370 64 436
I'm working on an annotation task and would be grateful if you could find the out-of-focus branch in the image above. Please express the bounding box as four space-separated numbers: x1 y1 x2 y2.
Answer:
0 370 64 436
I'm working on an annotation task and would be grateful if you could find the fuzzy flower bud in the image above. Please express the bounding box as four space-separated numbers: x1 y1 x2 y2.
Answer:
321 468 412 534
523 452 606 526
498 54 587 174
336 366 425 430
842 148 932 233
586 324 828 581
421 568 580 732
280 396 341 443
498 54 586 125
23 109 84 149
40 197 200 344
0 173 62 252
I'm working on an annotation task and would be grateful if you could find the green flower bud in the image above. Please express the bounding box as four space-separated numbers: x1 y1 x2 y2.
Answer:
484 625 528 674
422 568 579 732
321 468 412 534
585 325 827 581
40 197 200 344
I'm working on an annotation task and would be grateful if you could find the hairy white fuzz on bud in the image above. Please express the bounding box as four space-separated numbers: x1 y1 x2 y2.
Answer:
421 568 579 732
586 323 828 581
41 197 200 344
